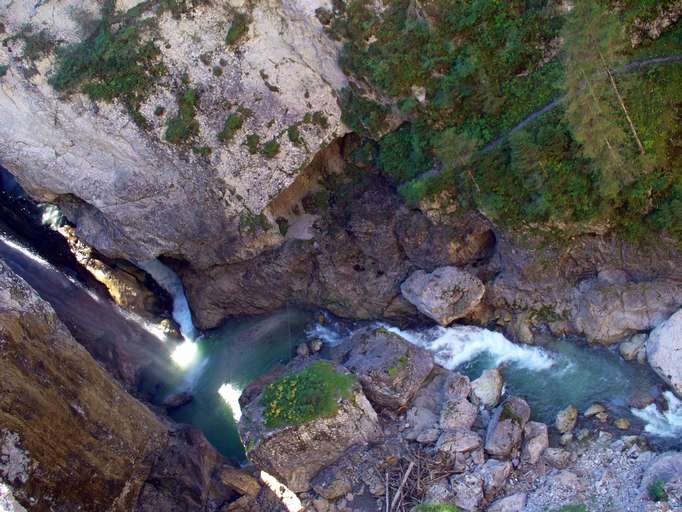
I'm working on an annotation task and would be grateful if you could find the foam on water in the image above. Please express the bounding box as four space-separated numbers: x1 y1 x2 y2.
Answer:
385 324 556 371
632 391 682 439
218 383 243 422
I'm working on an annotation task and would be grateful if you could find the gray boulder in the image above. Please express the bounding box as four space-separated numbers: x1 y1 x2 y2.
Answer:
239 363 381 492
522 421 548 465
445 372 472 400
555 405 578 433
480 459 512 499
450 473 484 511
440 398 478 431
400 266 485 325
436 429 482 455
344 328 434 409
574 280 682 344
619 333 647 361
647 309 682 397
543 447 572 469
471 368 503 407
484 396 531 459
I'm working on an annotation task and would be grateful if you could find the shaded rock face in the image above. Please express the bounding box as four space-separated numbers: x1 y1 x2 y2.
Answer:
0 0 345 267
647 308 682 397
180 176 495 329
343 328 434 410
0 262 242 510
484 397 531 459
239 362 381 493
400 266 486 326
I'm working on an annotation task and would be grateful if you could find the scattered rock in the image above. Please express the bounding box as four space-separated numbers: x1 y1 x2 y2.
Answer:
543 447 572 469
584 403 606 417
575 428 591 442
484 396 530 459
471 368 503 407
619 333 647 361
647 308 682 397
560 432 574 446
640 452 682 493
595 412 609 423
312 469 352 500
162 392 193 409
450 473 484 511
445 372 472 400
522 421 549 465
480 459 512 499
416 429 440 445
555 405 578 433
487 493 527 512
436 429 482 455
615 418 631 430
296 342 310 358
344 328 434 410
404 407 439 441
440 398 478 431
310 338 324 353
400 266 485 326
553 470 581 490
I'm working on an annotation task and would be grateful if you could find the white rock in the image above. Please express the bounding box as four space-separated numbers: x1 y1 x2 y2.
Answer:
647 309 682 397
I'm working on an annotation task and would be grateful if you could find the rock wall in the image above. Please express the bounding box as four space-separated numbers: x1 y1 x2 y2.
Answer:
0 0 345 267
0 261 248 510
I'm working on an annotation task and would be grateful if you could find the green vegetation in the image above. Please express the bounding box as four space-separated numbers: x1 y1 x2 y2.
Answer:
192 146 211 157
12 25 55 61
226 12 250 46
0 65 7 77
413 505 461 512
287 125 302 145
262 139 281 159
557 505 588 512
648 480 668 502
261 360 356 428
165 88 200 144
218 113 244 143
49 4 164 128
328 0 682 244
245 134 260 154
154 105 165 116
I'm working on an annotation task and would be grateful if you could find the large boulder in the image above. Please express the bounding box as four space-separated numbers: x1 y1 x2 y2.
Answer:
484 396 531 459
400 266 485 325
343 328 434 409
573 280 682 344
0 261 244 510
471 368 504 407
239 361 382 492
439 398 478 431
647 309 682 397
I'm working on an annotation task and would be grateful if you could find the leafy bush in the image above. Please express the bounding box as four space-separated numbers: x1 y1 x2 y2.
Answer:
217 113 243 143
648 480 668 502
245 134 260 154
165 88 200 144
261 360 356 428
226 12 250 46
287 125 302 145
261 139 280 159
558 505 588 512
413 505 461 512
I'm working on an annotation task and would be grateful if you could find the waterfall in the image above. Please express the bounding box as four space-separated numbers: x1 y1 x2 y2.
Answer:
139 259 199 368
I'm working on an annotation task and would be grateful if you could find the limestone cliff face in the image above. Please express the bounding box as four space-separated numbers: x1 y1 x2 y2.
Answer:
0 261 245 510
0 0 345 267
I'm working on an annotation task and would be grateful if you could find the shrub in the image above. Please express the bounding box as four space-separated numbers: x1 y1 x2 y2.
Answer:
413 505 461 512
217 113 243 143
558 505 588 512
648 480 668 502
13 25 55 61
261 139 280 159
245 134 260 154
261 360 356 427
49 10 164 127
226 12 250 46
287 125 302 145
165 88 200 144
192 146 211 157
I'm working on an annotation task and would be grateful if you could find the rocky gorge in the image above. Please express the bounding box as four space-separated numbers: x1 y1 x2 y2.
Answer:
1 0 682 511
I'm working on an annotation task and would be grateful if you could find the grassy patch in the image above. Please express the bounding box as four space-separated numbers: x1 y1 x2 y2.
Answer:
261 139 280 159
165 88 200 144
244 134 260 154
217 113 243 143
413 505 461 512
226 12 250 46
287 125 302 145
261 360 356 428
648 480 668 502
557 506 588 512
